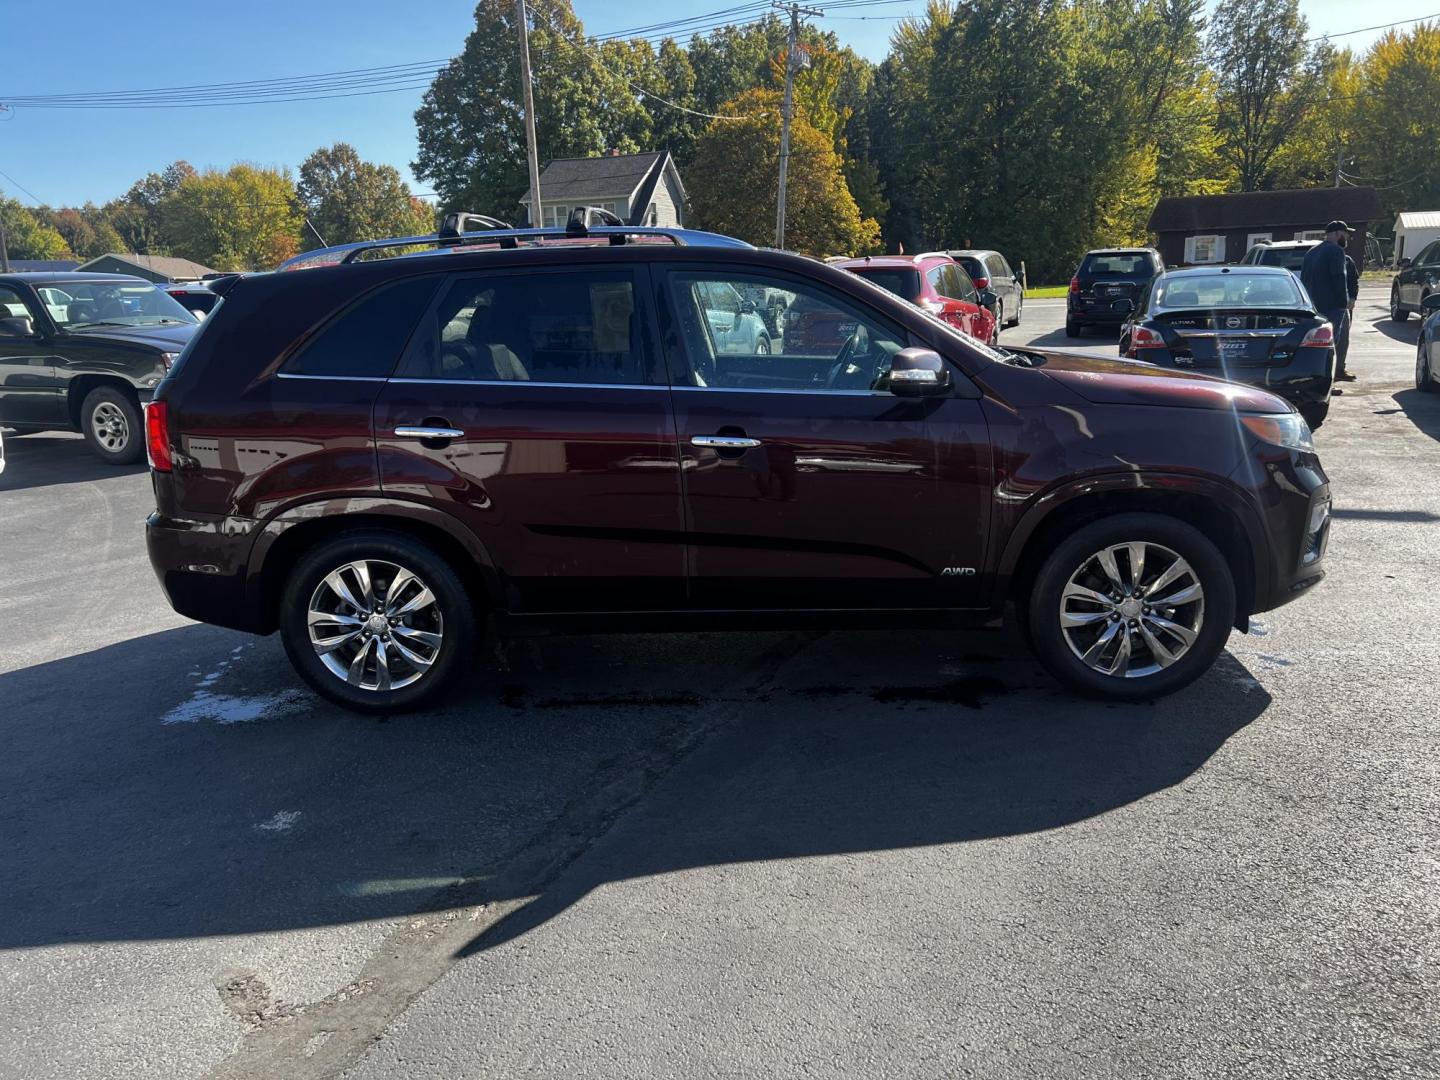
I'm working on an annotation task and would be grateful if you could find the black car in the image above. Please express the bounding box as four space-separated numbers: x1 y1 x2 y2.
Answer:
0 273 200 463
1390 239 1440 322
940 249 1025 328
163 282 220 318
1415 294 1440 391
1116 265 1334 428
1066 247 1164 337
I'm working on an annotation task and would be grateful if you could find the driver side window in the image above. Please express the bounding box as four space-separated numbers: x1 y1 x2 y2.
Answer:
666 271 906 393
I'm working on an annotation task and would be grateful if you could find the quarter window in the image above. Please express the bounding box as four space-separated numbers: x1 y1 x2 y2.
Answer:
397 271 652 385
666 271 905 393
283 276 440 378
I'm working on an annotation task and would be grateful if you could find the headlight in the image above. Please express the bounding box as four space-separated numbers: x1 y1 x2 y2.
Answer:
160 352 179 370
1239 412 1314 451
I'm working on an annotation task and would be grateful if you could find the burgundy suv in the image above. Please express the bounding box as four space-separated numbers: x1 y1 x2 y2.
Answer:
145 214 1330 712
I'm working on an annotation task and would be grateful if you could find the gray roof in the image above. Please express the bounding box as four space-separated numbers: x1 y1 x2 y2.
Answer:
75 253 220 279
520 152 665 204
1148 186 1383 233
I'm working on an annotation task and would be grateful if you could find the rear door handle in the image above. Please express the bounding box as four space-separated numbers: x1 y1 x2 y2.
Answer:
691 435 761 450
395 425 465 440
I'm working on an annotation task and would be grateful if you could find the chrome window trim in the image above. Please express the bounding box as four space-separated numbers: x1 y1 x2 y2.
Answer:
386 377 669 391
276 372 387 382
670 385 887 397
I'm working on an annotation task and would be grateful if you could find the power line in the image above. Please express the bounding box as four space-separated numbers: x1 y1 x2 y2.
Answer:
0 168 45 205
1306 11 1439 42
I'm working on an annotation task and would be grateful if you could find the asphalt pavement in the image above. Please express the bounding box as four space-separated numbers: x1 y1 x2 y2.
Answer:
1 284 1435 1079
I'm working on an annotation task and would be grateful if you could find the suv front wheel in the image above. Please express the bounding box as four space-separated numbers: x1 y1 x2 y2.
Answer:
279 530 477 713
80 386 144 465
1027 513 1236 700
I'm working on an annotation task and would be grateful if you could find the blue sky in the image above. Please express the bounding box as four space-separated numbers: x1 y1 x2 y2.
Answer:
0 0 1431 211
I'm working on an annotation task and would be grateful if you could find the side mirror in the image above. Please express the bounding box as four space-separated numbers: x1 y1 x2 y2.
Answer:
1111 298 1135 315
977 290 997 312
1399 258 1412 269
1423 294 1440 312
888 347 952 397
0 316 36 338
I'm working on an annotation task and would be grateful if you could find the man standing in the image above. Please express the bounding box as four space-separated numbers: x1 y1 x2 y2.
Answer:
1301 220 1355 383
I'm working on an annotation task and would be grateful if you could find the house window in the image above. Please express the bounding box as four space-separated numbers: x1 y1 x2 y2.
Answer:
1300 230 1326 242
648 202 658 226
1247 232 1272 248
1183 234 1225 264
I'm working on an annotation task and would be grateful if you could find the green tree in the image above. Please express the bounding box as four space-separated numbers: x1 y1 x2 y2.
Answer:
1207 0 1322 190
0 195 68 260
298 142 435 248
1351 24 1440 208
413 0 641 217
688 88 879 256
111 160 197 254
161 164 303 270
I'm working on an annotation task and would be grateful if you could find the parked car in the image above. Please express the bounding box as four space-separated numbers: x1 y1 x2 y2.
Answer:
1390 239 1440 322
146 213 1330 713
1066 247 1164 337
940 249 1025 327
1415 294 1440 391
0 272 199 463
1115 265 1335 429
164 282 219 319
1240 240 1318 272
833 254 999 345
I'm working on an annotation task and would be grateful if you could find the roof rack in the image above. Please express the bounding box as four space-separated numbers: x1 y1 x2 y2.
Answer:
277 206 752 271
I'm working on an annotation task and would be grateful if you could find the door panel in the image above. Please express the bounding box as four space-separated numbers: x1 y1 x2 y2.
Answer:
660 266 991 611
0 287 64 426
375 267 685 613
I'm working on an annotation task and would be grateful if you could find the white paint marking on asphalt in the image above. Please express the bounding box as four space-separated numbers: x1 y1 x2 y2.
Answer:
255 810 302 833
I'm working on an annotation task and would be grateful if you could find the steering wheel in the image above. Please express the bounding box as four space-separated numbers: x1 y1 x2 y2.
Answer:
823 325 872 390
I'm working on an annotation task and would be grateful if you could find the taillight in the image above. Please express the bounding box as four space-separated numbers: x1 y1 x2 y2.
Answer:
1301 323 1334 347
145 401 172 472
972 277 989 290
1069 277 1080 293
1131 326 1167 351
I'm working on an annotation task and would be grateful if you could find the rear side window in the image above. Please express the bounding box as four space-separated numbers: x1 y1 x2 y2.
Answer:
284 276 440 378
397 270 653 385
955 256 984 280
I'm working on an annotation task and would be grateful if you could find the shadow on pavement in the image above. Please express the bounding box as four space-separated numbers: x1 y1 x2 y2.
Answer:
1372 317 1420 346
1393 387 1440 444
0 431 145 492
0 619 1270 953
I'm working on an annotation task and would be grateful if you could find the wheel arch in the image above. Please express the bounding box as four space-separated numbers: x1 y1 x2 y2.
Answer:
247 500 501 634
1000 480 1263 631
67 375 140 431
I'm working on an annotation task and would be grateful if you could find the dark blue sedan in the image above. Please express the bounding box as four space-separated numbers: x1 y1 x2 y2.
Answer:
1116 265 1335 429
1416 294 1440 392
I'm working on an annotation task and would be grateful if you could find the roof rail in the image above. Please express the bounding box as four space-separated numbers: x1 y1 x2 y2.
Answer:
276 216 753 271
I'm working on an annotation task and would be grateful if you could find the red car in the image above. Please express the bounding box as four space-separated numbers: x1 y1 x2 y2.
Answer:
834 254 999 345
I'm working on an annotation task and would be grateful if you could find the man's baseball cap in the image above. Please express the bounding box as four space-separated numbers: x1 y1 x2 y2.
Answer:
1326 220 1351 233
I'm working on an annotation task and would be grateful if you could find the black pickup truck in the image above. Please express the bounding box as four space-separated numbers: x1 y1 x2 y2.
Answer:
0 272 200 463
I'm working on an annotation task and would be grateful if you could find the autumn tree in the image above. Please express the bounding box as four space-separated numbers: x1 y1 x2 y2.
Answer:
0 195 68 260
297 143 434 248
161 165 302 270
1351 24 1440 208
688 88 879 256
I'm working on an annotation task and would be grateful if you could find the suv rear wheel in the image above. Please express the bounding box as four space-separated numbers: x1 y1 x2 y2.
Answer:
1026 513 1235 700
1391 286 1409 322
279 530 477 713
80 386 144 465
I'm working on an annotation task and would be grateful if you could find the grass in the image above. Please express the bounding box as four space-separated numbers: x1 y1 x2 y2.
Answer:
1025 284 1070 298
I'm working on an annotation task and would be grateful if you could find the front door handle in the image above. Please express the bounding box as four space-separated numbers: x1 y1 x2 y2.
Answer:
395 425 465 440
691 435 761 450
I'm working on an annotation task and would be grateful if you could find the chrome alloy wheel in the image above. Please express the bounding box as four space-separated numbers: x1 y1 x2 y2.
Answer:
91 401 130 453
1059 541 1205 679
307 559 444 691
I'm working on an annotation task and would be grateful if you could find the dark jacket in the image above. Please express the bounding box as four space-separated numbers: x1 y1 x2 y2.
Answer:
1301 240 1348 313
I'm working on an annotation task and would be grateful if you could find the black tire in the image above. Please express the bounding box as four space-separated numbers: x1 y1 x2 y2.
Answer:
1065 319 1081 338
1299 402 1329 429
279 530 478 714
79 386 144 465
1011 294 1023 327
1419 342 1438 393
1026 513 1236 701
756 333 772 355
1391 288 1409 322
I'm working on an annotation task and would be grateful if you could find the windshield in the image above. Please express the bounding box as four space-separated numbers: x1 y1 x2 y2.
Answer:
848 267 922 302
1154 273 1306 309
41 282 199 329
1258 246 1312 271
1081 253 1152 277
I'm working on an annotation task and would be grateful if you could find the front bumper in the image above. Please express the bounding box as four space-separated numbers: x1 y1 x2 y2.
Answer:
1235 448 1330 615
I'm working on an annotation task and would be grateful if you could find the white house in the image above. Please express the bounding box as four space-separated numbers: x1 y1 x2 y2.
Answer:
518 151 687 229
1394 211 1440 265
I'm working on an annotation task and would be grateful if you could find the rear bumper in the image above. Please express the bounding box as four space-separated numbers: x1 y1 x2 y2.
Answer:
1068 302 1128 326
146 511 266 634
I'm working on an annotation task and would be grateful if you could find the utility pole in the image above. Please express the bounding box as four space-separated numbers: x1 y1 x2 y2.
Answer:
773 1 823 250
517 0 544 228
0 219 9 273
1334 143 1343 188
